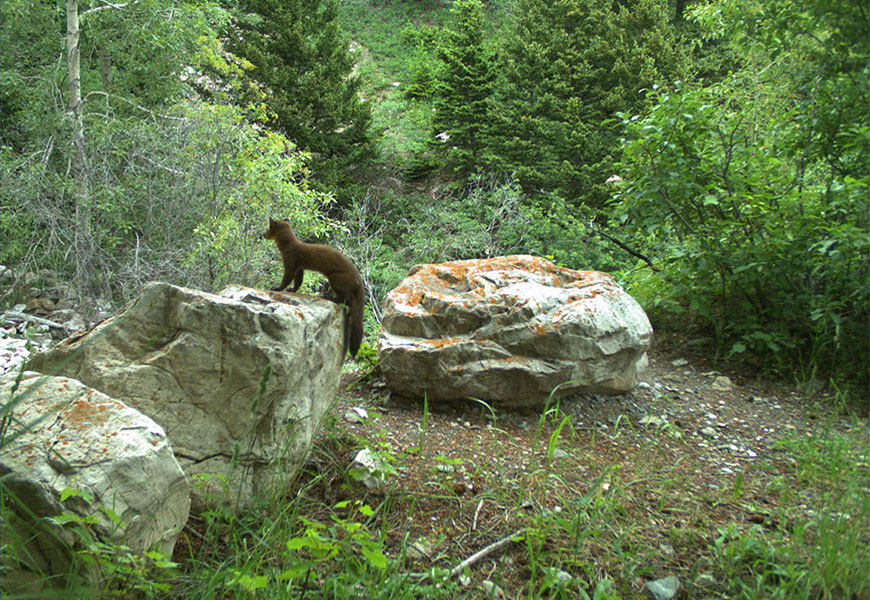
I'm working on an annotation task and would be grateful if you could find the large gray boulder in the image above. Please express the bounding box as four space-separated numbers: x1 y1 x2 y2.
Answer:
0 371 189 587
26 282 343 510
378 255 652 406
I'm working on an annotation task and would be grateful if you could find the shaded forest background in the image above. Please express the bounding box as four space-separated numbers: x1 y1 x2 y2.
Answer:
1 0 867 390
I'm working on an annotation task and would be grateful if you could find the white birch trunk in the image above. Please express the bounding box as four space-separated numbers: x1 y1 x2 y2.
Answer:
66 0 85 173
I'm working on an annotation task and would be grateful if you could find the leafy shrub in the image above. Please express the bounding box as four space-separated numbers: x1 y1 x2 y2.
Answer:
614 79 868 381
611 0 869 386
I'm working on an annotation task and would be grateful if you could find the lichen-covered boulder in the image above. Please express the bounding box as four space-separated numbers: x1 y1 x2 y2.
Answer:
0 371 189 588
26 283 343 511
378 255 652 406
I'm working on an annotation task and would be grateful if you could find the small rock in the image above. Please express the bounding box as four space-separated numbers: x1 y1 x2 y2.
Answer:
555 569 572 584
640 415 667 427
481 580 505 598
695 572 716 587
671 358 689 367
712 376 733 391
700 426 717 438
408 537 438 560
552 448 570 460
349 448 390 489
645 575 680 600
344 406 368 423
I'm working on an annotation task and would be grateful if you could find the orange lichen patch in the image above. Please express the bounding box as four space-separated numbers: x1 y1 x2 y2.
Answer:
396 256 600 299
531 323 550 336
62 397 116 429
421 337 462 349
502 355 530 364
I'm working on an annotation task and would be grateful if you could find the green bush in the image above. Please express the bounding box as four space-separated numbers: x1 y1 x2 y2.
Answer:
612 0 869 385
614 80 868 381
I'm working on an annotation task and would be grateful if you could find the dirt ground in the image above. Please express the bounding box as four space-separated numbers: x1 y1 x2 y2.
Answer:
321 334 868 596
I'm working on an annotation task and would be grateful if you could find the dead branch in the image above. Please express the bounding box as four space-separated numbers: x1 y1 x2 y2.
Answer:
2 311 65 330
449 528 526 579
587 225 659 271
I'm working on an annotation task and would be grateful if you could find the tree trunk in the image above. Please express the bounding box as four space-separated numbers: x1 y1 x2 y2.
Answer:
66 0 85 173
66 0 103 297
99 48 112 90
675 0 687 22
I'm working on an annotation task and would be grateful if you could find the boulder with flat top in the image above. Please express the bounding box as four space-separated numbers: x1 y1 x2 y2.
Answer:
26 282 342 511
378 255 652 407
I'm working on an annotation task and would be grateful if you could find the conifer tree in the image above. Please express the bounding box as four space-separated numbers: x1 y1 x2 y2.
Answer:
430 0 496 174
229 0 373 184
488 0 688 205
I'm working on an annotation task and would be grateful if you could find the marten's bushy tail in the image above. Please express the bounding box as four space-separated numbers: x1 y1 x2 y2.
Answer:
348 288 364 358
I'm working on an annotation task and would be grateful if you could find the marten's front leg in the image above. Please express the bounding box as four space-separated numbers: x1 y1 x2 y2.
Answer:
273 263 300 291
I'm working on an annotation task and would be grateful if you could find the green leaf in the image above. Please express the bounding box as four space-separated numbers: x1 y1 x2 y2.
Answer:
280 563 310 580
361 545 388 569
287 537 312 551
702 194 719 206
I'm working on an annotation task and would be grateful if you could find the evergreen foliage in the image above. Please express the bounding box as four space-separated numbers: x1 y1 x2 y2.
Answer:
0 0 216 151
1 0 866 386
228 0 375 186
486 0 688 205
429 0 496 174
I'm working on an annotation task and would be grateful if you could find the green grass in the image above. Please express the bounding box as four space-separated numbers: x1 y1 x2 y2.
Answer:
3 392 868 598
339 0 445 163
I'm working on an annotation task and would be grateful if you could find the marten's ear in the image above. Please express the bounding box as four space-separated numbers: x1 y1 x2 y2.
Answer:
283 218 290 223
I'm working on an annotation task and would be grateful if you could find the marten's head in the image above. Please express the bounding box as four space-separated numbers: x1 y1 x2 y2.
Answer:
263 218 293 241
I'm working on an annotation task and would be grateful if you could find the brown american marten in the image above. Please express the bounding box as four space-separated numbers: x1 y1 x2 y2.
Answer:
263 218 364 358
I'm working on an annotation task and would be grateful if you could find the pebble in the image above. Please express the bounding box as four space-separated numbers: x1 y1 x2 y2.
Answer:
640 415 667 427
481 580 505 598
645 575 680 600
712 376 733 391
344 407 368 423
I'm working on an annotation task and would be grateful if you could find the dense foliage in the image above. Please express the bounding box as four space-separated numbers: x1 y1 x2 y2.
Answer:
0 0 336 302
1 0 866 385
228 0 375 186
486 0 689 204
429 0 496 174
613 0 869 377
2 1 869 598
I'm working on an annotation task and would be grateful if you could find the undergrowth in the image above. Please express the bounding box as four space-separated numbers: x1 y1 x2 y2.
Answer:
3 375 867 599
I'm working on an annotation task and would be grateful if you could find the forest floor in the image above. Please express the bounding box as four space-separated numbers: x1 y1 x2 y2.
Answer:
300 333 869 598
